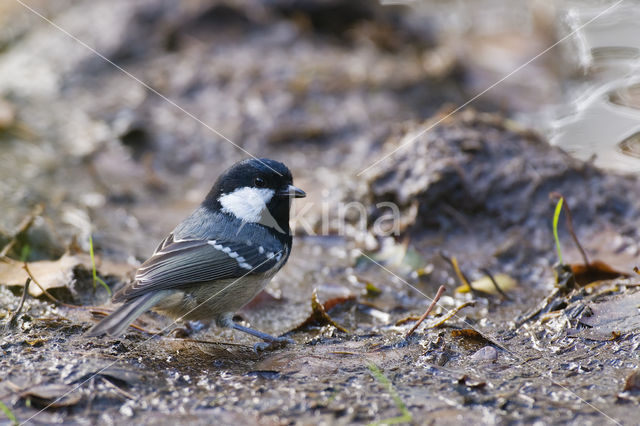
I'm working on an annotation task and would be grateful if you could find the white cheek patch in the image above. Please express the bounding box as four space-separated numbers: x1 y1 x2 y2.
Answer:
218 187 275 223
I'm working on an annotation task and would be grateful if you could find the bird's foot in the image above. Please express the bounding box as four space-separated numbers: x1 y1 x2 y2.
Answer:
224 318 294 351
172 320 206 338
253 336 295 352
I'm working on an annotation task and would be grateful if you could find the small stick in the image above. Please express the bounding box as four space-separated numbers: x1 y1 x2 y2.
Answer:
480 268 511 300
23 262 81 309
127 323 159 335
5 277 31 331
0 204 43 258
101 377 135 400
439 251 477 296
405 285 445 339
429 301 475 328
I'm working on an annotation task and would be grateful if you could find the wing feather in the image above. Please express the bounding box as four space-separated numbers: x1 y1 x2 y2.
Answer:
113 238 282 302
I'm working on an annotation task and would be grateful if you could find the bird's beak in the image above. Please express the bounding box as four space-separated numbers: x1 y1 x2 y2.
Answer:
279 184 306 198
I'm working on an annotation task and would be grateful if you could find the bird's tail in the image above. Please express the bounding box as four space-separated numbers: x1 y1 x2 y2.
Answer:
85 291 167 337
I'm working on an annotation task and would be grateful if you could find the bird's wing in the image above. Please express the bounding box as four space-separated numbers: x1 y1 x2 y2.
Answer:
153 232 175 252
113 238 284 302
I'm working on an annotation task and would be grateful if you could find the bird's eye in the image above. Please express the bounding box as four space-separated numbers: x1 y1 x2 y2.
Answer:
254 177 265 187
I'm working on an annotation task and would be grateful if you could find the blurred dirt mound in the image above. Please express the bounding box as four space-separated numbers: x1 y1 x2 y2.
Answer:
364 110 640 238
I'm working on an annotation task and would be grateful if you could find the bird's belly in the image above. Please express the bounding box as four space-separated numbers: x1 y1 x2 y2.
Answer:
152 275 272 322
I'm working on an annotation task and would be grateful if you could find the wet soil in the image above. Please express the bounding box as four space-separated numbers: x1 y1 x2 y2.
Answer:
1 1 640 425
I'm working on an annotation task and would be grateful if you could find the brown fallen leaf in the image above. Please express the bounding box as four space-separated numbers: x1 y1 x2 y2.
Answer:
624 371 640 392
0 254 79 297
323 294 356 312
286 289 351 334
0 253 132 297
10 382 82 408
451 329 493 345
571 260 630 286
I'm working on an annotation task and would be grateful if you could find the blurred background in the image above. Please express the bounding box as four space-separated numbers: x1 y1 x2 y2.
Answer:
0 0 638 262
2 3 640 423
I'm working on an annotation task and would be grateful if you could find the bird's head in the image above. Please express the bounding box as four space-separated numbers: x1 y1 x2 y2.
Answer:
204 158 305 234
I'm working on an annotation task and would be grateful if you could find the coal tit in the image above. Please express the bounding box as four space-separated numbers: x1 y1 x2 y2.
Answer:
87 158 305 348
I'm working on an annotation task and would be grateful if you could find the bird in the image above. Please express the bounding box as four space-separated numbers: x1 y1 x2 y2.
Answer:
86 158 305 349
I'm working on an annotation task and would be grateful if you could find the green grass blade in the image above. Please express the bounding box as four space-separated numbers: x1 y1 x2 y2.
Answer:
89 234 111 296
0 401 18 425
367 363 412 425
552 198 564 264
96 276 111 295
20 244 30 262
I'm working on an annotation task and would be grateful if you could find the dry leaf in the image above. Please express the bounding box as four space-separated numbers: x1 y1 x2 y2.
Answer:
456 273 516 295
0 254 79 297
14 383 82 408
571 260 629 286
575 291 640 340
624 371 640 392
287 289 351 334
0 253 133 297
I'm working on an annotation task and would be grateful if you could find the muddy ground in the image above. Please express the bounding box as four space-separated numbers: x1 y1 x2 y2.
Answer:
0 1 639 425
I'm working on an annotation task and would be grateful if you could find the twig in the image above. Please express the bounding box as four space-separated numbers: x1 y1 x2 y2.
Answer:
405 285 445 339
429 301 475 328
0 204 43 258
0 241 16 259
439 251 478 296
480 268 511 300
22 262 81 309
549 193 589 266
100 377 135 400
5 278 31 331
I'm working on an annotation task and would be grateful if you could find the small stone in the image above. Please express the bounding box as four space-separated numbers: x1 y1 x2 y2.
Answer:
471 345 498 361
119 404 134 417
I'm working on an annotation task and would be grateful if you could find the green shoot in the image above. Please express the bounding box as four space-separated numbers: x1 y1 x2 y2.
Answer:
552 197 564 264
367 363 412 425
20 244 30 262
0 401 18 425
89 234 111 296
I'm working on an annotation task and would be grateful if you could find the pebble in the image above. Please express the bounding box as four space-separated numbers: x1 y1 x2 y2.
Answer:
471 345 498 361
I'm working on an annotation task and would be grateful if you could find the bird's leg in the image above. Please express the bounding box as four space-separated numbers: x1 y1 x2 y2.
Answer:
219 315 293 351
